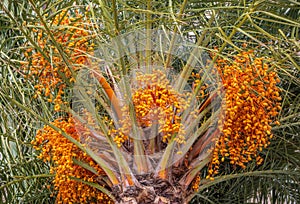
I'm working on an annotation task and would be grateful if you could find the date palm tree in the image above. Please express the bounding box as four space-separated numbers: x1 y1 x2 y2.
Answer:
0 0 299 203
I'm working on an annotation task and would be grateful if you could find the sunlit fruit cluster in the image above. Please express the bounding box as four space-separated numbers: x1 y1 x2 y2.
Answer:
192 174 201 191
23 10 93 111
111 69 189 146
191 72 209 99
207 50 281 178
32 118 111 204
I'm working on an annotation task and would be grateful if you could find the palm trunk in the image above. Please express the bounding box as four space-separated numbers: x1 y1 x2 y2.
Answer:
113 177 189 204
